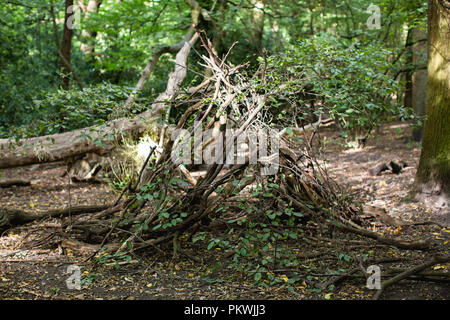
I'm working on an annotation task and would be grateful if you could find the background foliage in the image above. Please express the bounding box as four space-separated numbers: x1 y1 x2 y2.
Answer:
0 0 427 140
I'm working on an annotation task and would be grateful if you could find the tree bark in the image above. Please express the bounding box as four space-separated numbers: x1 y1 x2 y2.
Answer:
78 0 102 55
125 0 210 107
403 28 413 110
125 28 196 107
61 0 74 89
411 26 428 142
49 0 61 59
0 110 158 169
0 179 31 188
0 205 110 230
249 0 265 55
49 0 84 90
414 0 450 197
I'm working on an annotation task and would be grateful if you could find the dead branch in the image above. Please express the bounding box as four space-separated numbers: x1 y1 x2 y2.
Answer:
369 159 407 176
327 219 431 250
0 204 110 230
373 255 450 299
0 179 31 188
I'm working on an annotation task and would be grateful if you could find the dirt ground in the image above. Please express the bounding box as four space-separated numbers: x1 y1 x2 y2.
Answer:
0 121 448 300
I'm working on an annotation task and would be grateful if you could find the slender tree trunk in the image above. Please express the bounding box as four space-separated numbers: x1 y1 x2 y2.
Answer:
49 0 61 66
125 27 195 107
411 26 428 142
251 0 265 55
125 0 210 106
203 0 227 79
414 0 450 197
61 0 74 90
404 28 413 110
79 0 102 55
308 0 315 35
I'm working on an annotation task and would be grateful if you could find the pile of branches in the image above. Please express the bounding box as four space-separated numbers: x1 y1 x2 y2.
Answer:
2 33 447 299
40 34 429 255
2 33 433 254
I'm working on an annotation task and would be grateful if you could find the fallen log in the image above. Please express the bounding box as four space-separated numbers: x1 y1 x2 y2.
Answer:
0 179 31 188
369 159 407 176
0 110 162 170
0 204 110 230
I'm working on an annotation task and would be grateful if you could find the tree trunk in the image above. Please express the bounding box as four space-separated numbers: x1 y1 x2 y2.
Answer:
61 0 74 89
49 0 61 60
125 28 195 107
79 0 102 55
414 0 450 197
411 26 428 142
250 0 265 55
403 28 413 110
125 0 210 106
0 110 157 169
0 205 110 230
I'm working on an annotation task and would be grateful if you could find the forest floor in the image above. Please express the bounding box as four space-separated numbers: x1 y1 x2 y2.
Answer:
0 121 448 300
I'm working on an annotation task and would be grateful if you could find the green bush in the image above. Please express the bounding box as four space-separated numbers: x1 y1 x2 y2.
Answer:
263 36 412 140
3 83 136 138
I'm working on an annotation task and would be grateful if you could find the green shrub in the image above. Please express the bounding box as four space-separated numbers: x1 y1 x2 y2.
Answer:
263 36 413 140
8 83 135 138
